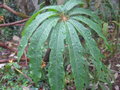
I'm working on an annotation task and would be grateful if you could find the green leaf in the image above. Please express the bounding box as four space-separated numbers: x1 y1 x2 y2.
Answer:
48 22 66 90
72 16 110 48
17 11 58 62
68 8 102 24
64 0 84 12
27 17 59 83
65 22 89 89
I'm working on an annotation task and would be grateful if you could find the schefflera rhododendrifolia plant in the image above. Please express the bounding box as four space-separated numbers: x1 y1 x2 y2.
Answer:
17 0 111 90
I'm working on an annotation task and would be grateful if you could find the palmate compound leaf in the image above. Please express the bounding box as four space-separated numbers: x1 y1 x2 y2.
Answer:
65 21 89 89
48 22 66 90
69 19 110 82
17 0 111 89
27 17 59 83
17 11 58 61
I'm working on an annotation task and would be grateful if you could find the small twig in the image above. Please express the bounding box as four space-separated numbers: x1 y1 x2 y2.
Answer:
12 66 34 83
0 18 28 27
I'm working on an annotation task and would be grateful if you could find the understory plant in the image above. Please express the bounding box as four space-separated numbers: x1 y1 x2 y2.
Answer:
18 0 111 89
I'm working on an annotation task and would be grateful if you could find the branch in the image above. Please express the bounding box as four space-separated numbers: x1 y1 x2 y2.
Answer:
0 4 29 18
0 18 28 27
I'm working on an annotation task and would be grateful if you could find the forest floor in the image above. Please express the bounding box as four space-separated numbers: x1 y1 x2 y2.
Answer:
109 53 120 89
0 37 120 90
